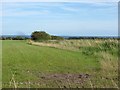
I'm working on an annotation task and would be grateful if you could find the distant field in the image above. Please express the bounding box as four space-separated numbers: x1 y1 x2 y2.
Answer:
2 40 118 88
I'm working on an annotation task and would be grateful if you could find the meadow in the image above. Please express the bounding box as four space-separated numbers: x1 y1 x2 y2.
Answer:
2 39 118 88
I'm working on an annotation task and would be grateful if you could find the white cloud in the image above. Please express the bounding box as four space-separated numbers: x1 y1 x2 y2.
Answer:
1 1 117 17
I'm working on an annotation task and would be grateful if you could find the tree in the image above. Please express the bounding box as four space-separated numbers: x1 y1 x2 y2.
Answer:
31 31 51 41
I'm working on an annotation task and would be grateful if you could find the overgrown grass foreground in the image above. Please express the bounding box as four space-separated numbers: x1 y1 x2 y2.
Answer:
2 39 118 88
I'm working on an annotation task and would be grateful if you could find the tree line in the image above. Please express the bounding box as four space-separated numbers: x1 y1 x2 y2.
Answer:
0 36 29 40
0 31 64 40
1 31 118 40
68 36 118 40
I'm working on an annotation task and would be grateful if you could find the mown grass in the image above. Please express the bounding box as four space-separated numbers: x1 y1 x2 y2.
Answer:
2 39 118 88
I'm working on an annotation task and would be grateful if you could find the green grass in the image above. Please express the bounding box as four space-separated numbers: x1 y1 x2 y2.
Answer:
2 40 118 88
0 40 2 89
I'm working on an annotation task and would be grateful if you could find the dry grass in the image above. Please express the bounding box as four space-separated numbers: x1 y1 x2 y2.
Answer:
27 39 119 88
28 39 118 50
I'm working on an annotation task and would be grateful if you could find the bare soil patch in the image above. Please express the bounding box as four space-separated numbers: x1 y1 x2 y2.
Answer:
40 73 91 84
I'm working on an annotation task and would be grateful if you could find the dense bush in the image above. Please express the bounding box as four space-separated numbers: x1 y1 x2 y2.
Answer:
81 41 118 56
12 36 25 40
31 31 51 41
100 41 118 51
51 35 64 40
31 31 65 41
81 47 100 56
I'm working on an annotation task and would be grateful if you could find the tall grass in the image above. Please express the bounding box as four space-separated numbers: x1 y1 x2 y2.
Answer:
28 39 118 88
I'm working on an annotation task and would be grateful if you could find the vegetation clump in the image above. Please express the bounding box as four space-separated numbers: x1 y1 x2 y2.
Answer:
51 35 64 40
31 31 64 41
0 36 28 40
31 31 51 41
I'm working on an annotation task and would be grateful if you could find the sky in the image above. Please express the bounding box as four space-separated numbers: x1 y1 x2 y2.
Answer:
1 1 118 36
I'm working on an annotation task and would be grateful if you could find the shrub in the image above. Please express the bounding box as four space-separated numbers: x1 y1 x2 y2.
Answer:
31 31 51 41
51 35 64 40
12 36 24 40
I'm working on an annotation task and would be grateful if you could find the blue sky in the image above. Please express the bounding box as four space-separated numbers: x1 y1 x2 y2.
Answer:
1 2 118 36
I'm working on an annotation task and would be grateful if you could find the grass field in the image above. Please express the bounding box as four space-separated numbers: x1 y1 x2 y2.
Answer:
0 40 2 89
2 39 118 88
